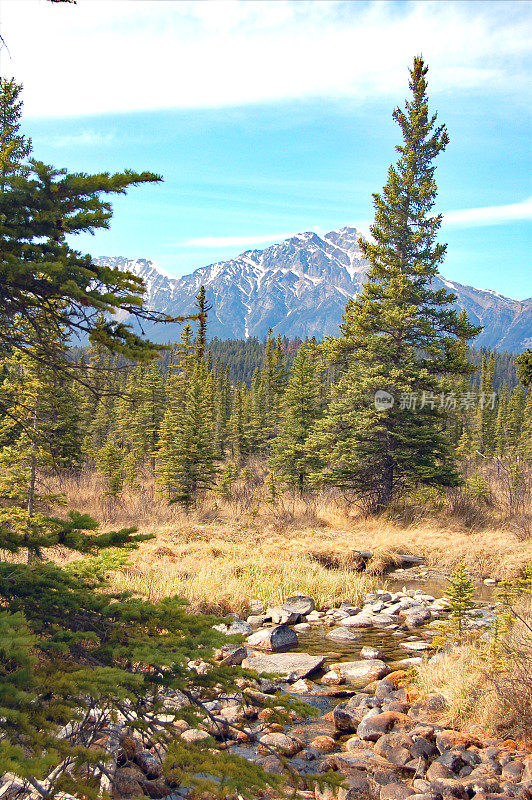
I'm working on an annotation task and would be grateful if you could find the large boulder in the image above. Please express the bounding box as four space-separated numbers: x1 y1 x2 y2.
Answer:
258 732 304 757
283 595 316 616
329 660 391 687
333 701 369 733
267 606 301 625
246 625 298 651
408 693 449 724
357 711 414 742
242 651 326 680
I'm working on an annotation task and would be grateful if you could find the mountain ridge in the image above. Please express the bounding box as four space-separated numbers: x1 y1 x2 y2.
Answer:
94 227 532 352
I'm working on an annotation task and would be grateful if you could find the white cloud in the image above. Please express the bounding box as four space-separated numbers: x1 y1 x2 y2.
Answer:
181 198 532 250
0 0 530 118
444 198 532 227
181 232 297 248
52 131 115 147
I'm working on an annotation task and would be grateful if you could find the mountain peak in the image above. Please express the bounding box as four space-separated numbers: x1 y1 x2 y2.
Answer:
94 225 530 352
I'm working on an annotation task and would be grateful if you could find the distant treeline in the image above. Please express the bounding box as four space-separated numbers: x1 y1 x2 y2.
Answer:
70 337 519 389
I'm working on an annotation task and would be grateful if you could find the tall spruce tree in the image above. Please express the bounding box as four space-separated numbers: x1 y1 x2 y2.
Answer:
271 344 322 492
311 57 480 510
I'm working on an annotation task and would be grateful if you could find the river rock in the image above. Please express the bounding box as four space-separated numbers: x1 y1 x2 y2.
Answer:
247 614 268 626
283 594 316 615
134 750 162 778
401 641 431 652
380 785 416 799
258 732 304 757
404 609 432 628
242 651 326 680
361 646 381 659
408 694 448 723
246 625 298 651
326 626 361 641
226 619 253 635
220 645 247 665
333 701 370 733
267 605 301 625
310 735 337 753
180 728 211 743
357 711 414 742
329 659 391 687
293 622 311 632
321 667 345 685
343 613 375 628
113 767 147 798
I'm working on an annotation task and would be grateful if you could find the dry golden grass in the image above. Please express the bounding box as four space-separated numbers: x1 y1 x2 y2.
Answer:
44 470 532 614
414 645 502 736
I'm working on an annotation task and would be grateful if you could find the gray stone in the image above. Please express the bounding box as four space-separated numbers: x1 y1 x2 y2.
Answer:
258 732 304 757
293 622 311 632
342 613 374 628
247 614 268 626
267 606 301 625
401 641 431 652
242 651 326 680
246 625 298 651
326 626 361 641
283 595 316 616
329 659 391 687
220 646 247 666
360 646 381 659
223 618 253 635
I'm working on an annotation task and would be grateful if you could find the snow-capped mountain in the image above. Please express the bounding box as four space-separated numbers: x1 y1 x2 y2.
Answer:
94 227 532 352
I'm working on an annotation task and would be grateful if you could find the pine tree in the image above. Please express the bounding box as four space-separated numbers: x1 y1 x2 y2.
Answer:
260 329 287 441
0 81 309 800
95 436 124 496
516 348 532 387
506 387 525 451
0 77 32 191
271 344 322 492
194 285 211 364
473 353 496 455
229 383 249 465
0 79 188 375
443 560 475 644
310 58 480 510
157 366 217 510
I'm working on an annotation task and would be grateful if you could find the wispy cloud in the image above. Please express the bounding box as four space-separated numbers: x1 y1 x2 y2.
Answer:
180 199 532 251
52 130 115 147
1 1 530 117
443 198 532 227
180 232 297 248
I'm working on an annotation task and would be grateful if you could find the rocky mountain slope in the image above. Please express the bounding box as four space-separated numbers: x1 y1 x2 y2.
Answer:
94 227 532 352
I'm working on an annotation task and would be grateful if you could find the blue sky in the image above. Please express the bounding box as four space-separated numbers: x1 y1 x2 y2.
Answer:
1 0 531 298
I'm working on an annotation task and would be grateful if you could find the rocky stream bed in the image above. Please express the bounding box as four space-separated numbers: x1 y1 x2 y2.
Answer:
5 577 530 800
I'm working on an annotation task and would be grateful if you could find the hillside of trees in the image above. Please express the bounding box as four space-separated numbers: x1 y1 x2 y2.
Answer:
1 56 531 800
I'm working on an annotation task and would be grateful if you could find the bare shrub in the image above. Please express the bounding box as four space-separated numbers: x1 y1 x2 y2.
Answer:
448 488 488 531
507 512 532 542
485 608 532 739
365 546 405 576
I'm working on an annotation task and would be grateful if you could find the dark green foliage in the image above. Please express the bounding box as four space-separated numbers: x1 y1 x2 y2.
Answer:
271 344 322 492
309 57 480 509
443 560 475 642
516 348 532 387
